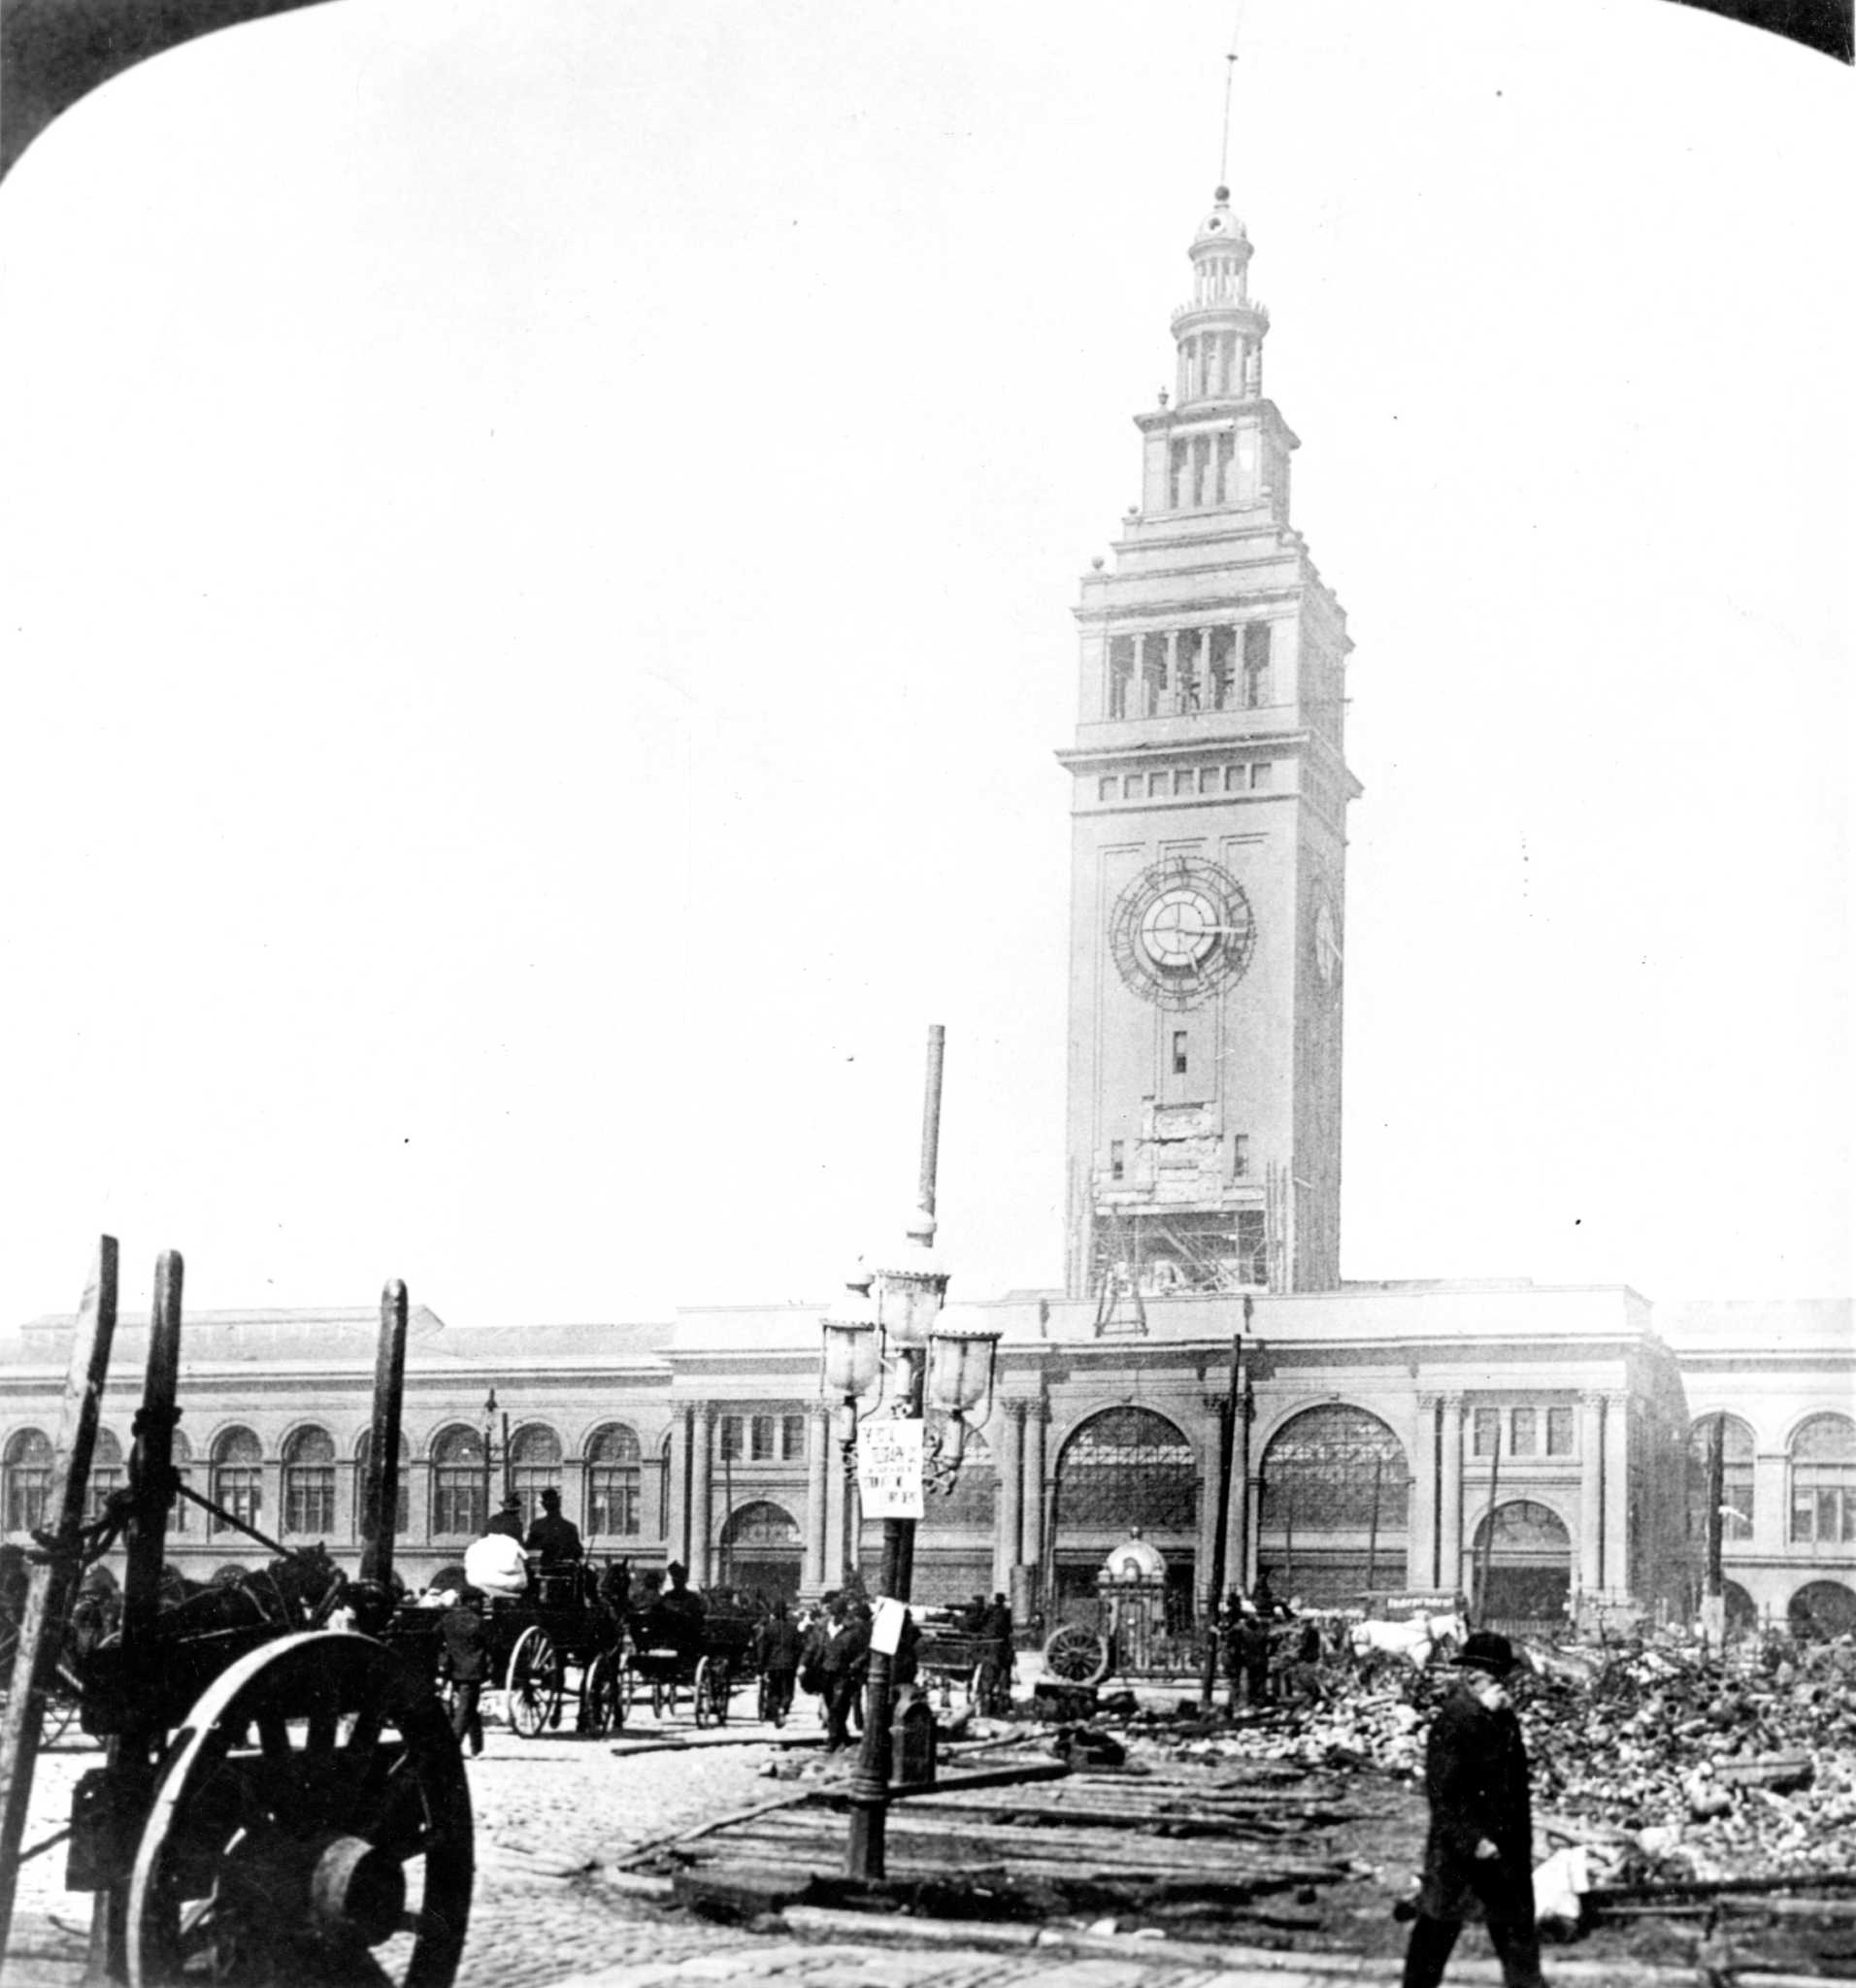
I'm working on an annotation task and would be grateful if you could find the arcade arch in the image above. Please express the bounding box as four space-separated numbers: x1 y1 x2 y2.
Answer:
1468 1498 1573 1623
1256 1405 1409 1606
1050 1406 1198 1621
718 1499 802 1603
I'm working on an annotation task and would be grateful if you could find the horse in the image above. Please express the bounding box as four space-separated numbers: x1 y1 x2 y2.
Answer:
1349 1610 1469 1672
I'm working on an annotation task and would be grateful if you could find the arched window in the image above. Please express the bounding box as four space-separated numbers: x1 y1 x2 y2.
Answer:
282 1427 337 1537
1257 1406 1409 1604
85 1429 125 1524
1790 1413 1856 1546
1056 1408 1197 1532
355 1429 410 1537
3 1430 52 1535
431 1425 486 1540
1259 1407 1409 1529
1686 1414 1756 1544
585 1424 642 1540
508 1424 563 1521
1789 1578 1856 1638
210 1428 263 1537
928 1418 996 1530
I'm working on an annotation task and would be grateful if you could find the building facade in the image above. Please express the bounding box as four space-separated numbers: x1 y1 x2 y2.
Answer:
3 189 1850 1639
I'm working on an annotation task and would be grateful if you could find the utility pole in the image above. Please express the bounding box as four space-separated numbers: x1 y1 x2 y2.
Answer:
845 1025 945 1883
1701 1411 1727 1650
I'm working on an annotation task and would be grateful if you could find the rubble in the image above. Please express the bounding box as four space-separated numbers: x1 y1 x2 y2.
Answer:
1134 1630 1856 1897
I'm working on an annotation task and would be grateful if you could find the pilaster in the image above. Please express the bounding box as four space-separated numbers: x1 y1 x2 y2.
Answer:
1751 1454 1787 1559
804 1404 830 1592
1578 1393 1605 1595
666 1408 690 1571
1603 1390 1632 1600
688 1402 715 1586
1023 1400 1049 1597
995 1399 1028 1595
1439 1395 1465 1596
1409 1395 1441 1591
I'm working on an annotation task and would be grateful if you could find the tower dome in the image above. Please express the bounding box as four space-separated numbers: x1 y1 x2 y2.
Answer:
1173 186 1268 406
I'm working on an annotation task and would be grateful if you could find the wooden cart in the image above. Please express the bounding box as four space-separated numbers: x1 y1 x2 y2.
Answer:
0 1241 472 1987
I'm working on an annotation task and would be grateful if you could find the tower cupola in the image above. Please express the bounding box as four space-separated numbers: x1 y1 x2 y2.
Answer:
1172 186 1269 406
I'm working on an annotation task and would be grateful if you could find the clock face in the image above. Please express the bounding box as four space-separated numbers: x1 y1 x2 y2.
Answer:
1110 856 1256 1010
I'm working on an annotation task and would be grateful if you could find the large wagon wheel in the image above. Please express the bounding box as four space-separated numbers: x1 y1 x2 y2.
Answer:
1042 1621 1110 1685
505 1626 562 1739
579 1651 623 1738
692 1655 729 1729
125 1630 472 1988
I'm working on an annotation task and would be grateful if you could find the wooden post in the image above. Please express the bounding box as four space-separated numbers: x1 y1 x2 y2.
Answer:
87 1249 182 1984
0 1237 119 1956
360 1279 409 1588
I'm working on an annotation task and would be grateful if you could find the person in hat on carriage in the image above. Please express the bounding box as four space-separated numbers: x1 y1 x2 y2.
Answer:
524 1486 582 1567
1403 1630 1545 1988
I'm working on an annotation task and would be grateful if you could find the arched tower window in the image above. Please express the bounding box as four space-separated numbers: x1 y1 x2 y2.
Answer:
3 1430 52 1535
586 1423 642 1540
282 1427 337 1537
431 1424 486 1540
210 1428 263 1537
1790 1413 1856 1546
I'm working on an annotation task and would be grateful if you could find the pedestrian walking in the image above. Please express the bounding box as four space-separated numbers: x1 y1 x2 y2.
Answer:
817 1594 870 1750
1404 1630 1544 1988
978 1591 1014 1714
1235 1608 1273 1706
754 1599 803 1726
442 1588 490 1757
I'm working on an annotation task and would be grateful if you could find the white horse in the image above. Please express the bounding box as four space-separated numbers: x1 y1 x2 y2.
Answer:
1349 1611 1468 1669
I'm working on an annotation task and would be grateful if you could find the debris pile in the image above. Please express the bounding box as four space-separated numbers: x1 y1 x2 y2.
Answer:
1139 1632 1856 1890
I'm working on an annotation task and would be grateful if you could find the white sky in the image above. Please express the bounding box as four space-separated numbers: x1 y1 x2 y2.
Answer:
0 0 1847 1335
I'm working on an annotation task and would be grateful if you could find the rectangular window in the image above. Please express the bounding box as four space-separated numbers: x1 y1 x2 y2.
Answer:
1173 770 1194 796
212 1468 262 1537
1098 777 1115 802
433 1475 483 1540
1225 766 1245 792
1122 776 1141 799
1471 1408 1502 1458
1199 767 1218 794
750 1414 777 1462
1148 773 1168 798
718 1416 744 1462
781 1413 807 1460
1172 1032 1188 1076
588 1470 640 1537
1232 1134 1249 1179
285 1469 335 1536
1110 1140 1125 1182
1793 1492 1817 1543
1250 762 1274 790
1546 1407 1574 1455
1509 1408 1538 1456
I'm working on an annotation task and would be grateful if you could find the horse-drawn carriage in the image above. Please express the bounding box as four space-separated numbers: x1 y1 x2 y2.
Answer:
911 1607 1009 1711
0 1244 473 1987
384 1562 631 1739
619 1584 757 1728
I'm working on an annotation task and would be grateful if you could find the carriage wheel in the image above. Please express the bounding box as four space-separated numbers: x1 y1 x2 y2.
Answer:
692 1656 729 1730
649 1675 673 1720
615 1663 635 1727
1043 1622 1110 1685
579 1652 622 1739
505 1627 562 1739
125 1630 472 1988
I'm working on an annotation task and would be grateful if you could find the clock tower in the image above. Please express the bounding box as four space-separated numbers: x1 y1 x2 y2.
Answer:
1060 186 1358 1304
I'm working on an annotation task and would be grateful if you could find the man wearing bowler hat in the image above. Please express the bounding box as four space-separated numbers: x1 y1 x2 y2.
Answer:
1404 1630 1545 1988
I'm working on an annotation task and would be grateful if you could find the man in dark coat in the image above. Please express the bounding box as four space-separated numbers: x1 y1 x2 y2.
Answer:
1404 1630 1544 1988
816 1595 870 1750
754 1599 804 1724
524 1486 582 1566
441 1588 490 1757
978 1592 1014 1713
